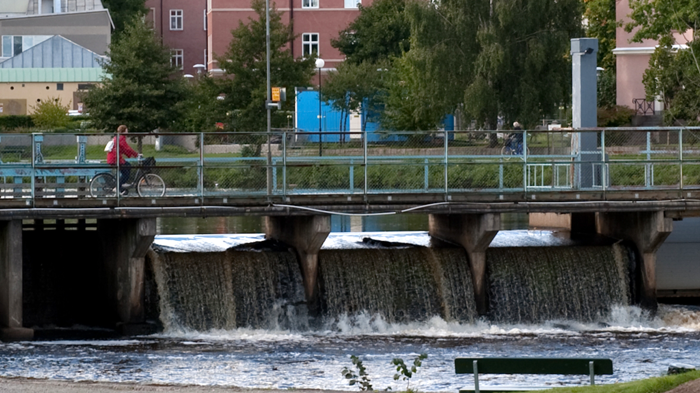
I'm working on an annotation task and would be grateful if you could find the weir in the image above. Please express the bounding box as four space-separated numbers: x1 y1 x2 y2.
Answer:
146 237 635 330
0 210 677 340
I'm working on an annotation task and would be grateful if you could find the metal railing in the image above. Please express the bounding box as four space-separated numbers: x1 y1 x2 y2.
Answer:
1 128 699 205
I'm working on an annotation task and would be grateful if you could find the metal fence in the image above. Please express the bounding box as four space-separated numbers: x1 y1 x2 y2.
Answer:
1 128 699 203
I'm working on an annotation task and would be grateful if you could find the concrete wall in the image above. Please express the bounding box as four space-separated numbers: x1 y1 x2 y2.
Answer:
0 82 88 114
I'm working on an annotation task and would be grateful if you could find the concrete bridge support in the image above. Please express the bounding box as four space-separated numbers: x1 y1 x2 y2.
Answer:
265 216 331 308
99 218 156 335
428 213 500 316
0 220 33 341
597 211 672 311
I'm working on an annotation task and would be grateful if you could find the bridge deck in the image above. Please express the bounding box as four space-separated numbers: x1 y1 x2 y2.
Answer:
2 128 700 218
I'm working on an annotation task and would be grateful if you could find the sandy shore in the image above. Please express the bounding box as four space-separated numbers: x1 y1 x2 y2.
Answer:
0 378 348 393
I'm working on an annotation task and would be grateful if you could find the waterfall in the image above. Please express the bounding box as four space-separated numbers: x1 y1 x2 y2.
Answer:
148 237 636 331
487 243 632 323
319 247 477 323
150 247 304 331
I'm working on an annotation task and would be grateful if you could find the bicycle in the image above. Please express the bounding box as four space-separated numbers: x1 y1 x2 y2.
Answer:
90 155 166 197
501 133 530 156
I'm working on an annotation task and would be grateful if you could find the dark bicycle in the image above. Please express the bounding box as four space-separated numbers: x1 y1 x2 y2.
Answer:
90 155 166 197
501 133 529 156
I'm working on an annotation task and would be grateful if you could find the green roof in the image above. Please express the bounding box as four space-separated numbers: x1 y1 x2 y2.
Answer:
0 68 106 83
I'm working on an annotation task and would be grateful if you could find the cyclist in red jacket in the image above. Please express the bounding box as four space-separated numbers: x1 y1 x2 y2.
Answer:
107 125 138 194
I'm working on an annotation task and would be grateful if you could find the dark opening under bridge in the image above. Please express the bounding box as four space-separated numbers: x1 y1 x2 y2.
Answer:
0 128 698 340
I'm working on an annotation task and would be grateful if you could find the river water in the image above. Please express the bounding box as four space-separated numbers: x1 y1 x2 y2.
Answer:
1 216 699 391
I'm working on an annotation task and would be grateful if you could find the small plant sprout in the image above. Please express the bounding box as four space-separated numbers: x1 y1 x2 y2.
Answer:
391 353 427 392
342 355 374 391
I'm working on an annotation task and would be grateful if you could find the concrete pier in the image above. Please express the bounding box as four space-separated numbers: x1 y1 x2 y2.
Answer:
265 216 330 308
0 220 33 341
597 211 672 311
99 218 156 335
429 213 500 315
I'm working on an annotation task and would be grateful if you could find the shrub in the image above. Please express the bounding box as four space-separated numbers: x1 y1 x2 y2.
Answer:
31 97 71 129
0 115 34 130
598 105 635 127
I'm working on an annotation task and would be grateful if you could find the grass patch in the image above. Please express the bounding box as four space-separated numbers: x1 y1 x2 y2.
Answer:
541 370 700 392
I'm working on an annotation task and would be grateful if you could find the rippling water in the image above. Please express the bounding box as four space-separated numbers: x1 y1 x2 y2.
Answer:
2 305 700 391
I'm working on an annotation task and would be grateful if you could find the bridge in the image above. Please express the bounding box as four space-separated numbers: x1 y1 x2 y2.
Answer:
1 128 698 340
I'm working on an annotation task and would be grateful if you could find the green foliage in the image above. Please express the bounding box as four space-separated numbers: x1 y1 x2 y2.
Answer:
83 16 185 133
597 69 617 109
584 0 618 71
216 0 315 135
643 43 700 125
626 0 700 125
0 115 34 131
31 97 71 128
331 0 410 65
101 0 148 38
391 353 427 392
534 370 700 392
174 76 228 132
387 0 583 130
382 54 447 131
342 355 374 391
322 60 390 131
597 105 634 127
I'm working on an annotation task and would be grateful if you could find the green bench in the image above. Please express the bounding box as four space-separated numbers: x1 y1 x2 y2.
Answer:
455 357 614 393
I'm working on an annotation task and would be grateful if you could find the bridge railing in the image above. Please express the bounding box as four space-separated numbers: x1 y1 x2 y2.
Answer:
0 127 699 203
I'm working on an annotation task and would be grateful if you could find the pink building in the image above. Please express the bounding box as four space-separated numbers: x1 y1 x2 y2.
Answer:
614 0 690 114
146 0 208 74
207 0 369 74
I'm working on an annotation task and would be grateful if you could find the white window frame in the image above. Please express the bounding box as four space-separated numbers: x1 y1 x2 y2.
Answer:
302 33 319 57
170 9 183 31
302 0 318 9
171 49 184 69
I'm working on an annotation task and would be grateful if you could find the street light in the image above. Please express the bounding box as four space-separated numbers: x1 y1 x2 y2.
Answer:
315 58 325 157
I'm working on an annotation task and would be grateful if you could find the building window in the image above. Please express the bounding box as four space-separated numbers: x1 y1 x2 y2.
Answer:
1 35 51 58
170 10 183 31
171 49 184 69
56 83 64 91
302 33 319 56
344 0 360 8
302 0 318 8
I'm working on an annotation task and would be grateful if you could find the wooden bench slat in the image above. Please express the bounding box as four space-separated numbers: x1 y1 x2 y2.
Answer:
455 358 613 375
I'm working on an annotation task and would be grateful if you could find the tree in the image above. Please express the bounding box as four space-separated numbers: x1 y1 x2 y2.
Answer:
102 0 148 37
626 0 700 124
216 0 315 138
322 60 389 131
83 17 185 133
584 0 617 72
386 0 582 132
331 0 410 65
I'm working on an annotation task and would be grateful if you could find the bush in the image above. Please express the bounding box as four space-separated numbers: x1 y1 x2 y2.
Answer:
0 115 34 130
598 105 635 127
31 97 71 129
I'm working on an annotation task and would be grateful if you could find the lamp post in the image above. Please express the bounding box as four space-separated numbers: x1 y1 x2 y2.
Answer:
265 0 272 195
315 58 325 157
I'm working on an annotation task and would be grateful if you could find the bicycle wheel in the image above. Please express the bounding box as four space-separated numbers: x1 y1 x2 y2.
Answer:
137 173 166 197
501 145 515 155
90 173 117 197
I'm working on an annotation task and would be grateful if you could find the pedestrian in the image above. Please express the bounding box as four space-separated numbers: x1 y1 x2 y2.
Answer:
511 121 524 154
106 124 138 194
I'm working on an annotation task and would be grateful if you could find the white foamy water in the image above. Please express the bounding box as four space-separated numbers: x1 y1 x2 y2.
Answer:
153 230 576 252
1 306 699 390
